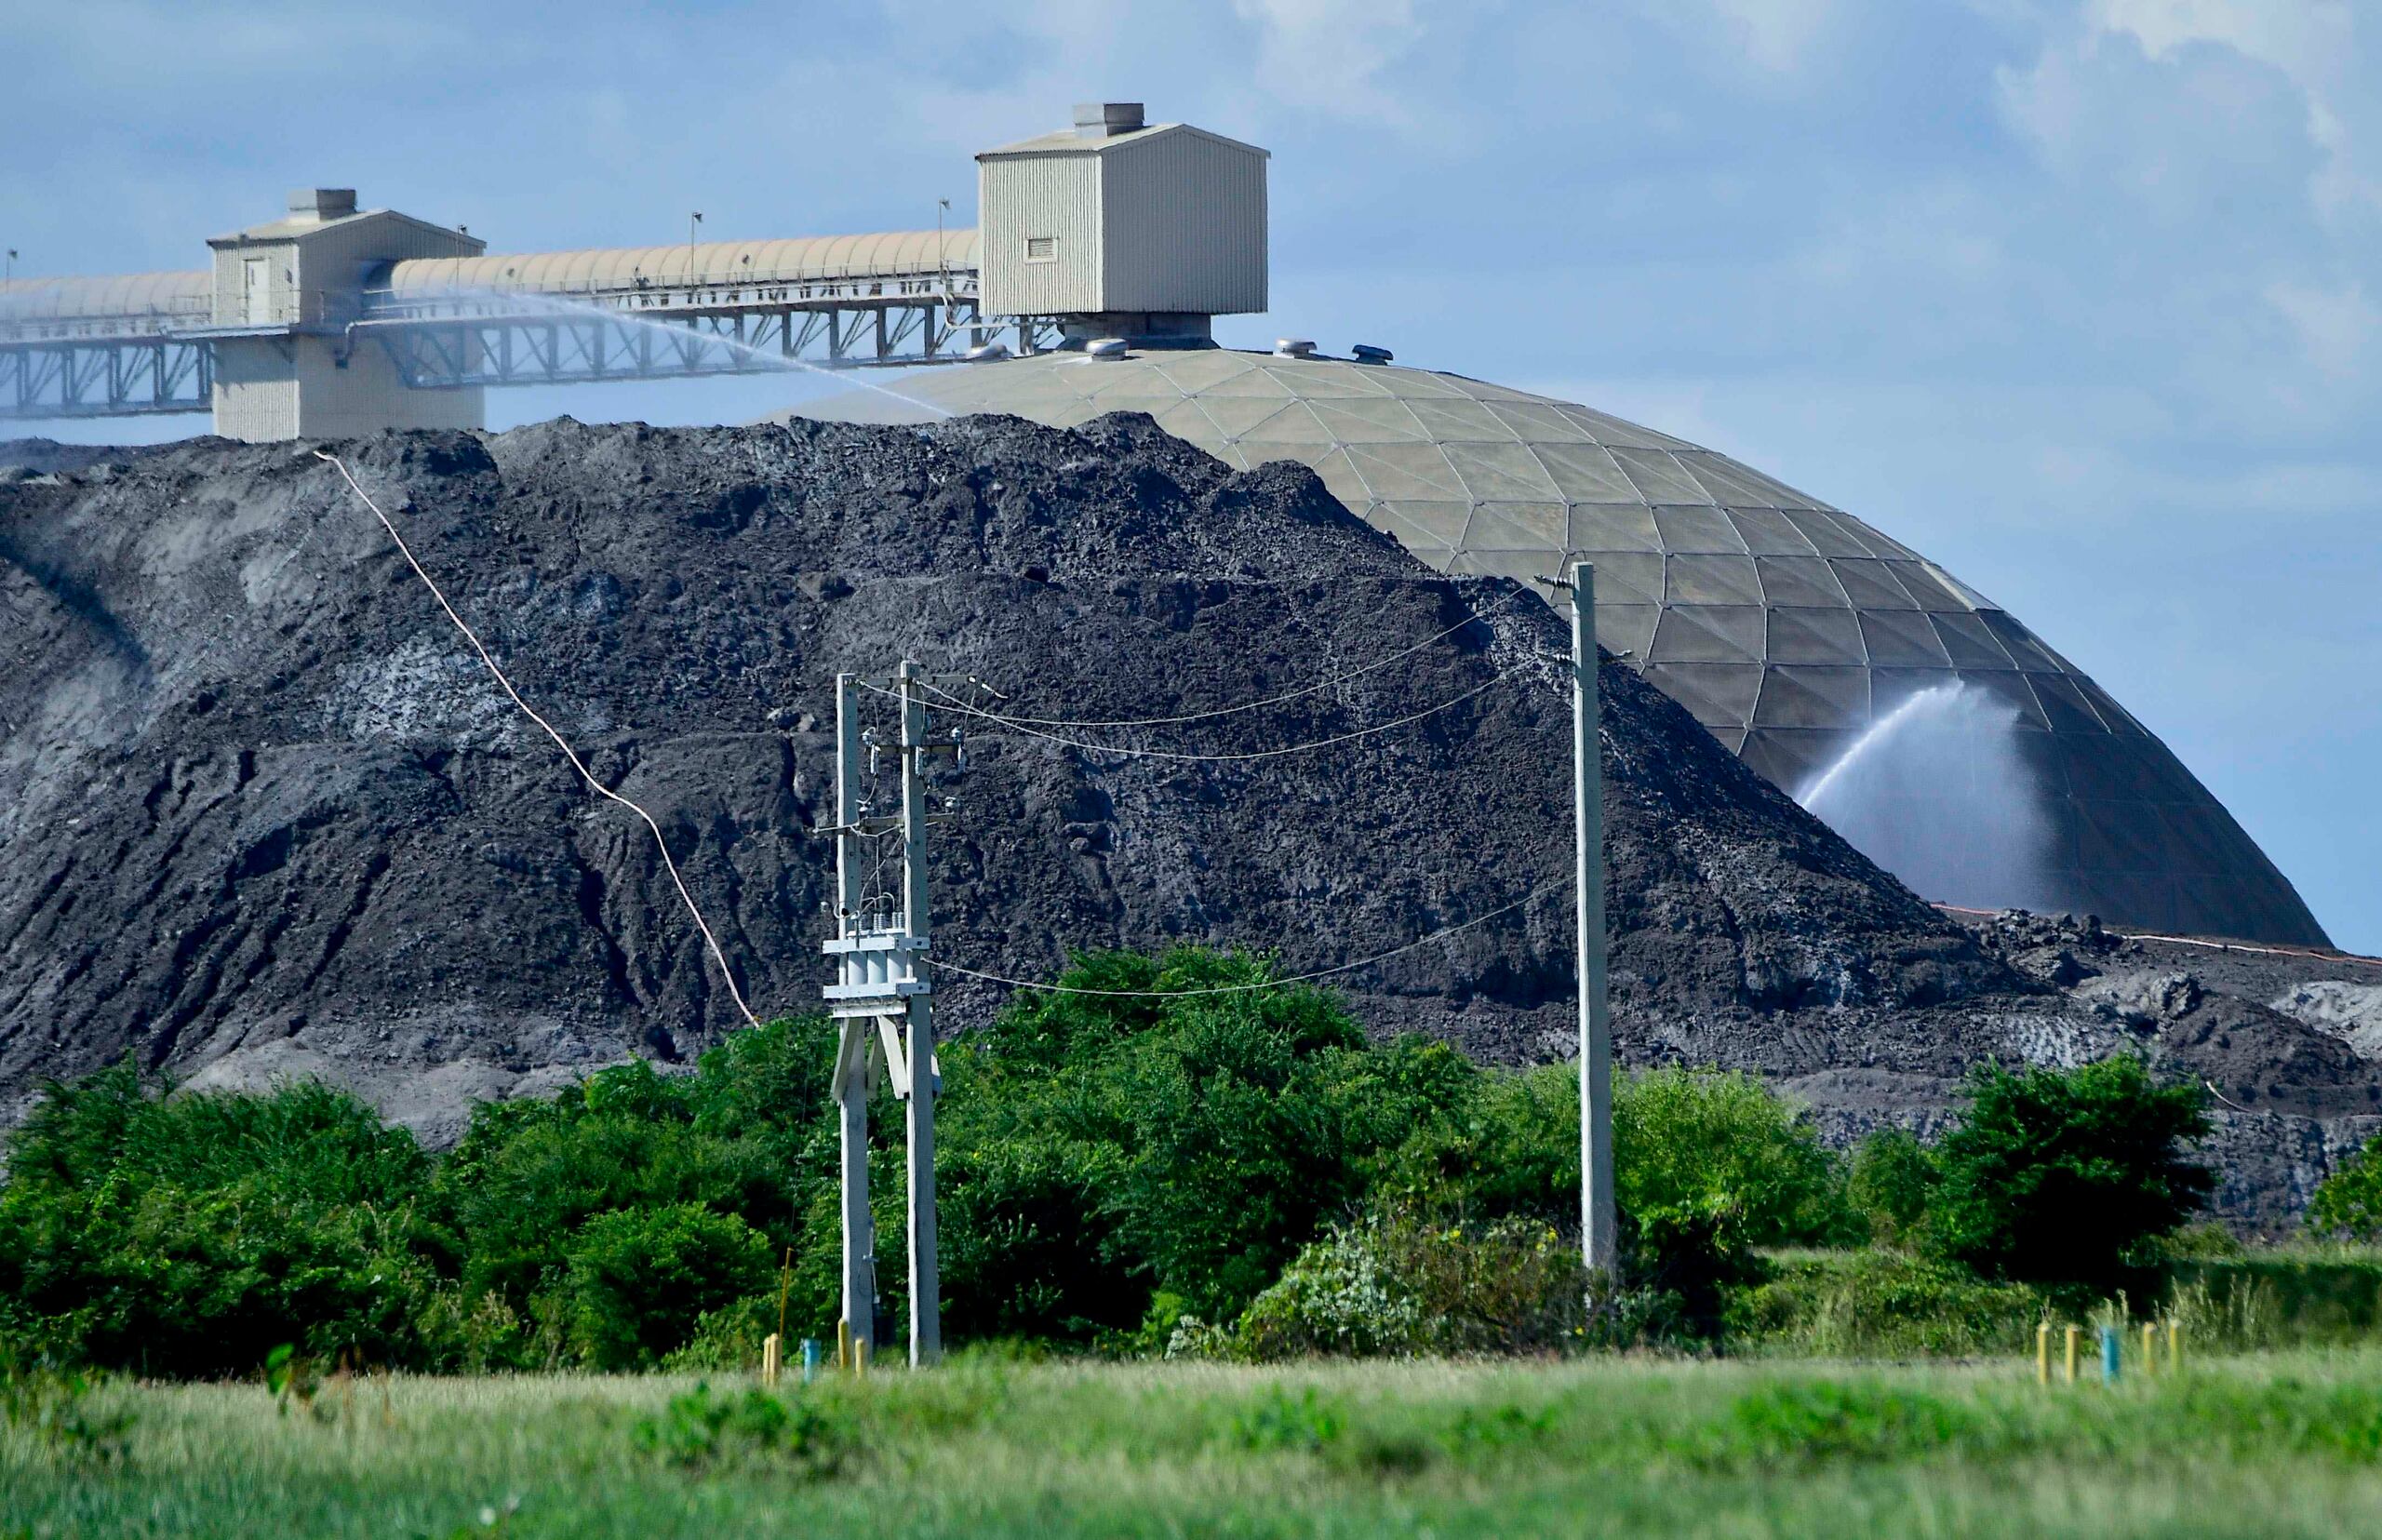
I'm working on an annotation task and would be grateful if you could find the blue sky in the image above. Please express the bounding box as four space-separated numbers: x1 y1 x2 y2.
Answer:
7 0 2377 951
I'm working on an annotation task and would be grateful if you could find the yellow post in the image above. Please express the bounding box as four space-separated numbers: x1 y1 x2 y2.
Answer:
2064 1325 2081 1384
836 1319 851 1373
2036 1322 2051 1386
857 1335 870 1379
2169 1321 2184 1373
2141 1322 2158 1377
761 1332 782 1386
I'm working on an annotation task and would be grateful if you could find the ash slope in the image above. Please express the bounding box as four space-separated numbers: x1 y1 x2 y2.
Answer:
0 416 2370 1224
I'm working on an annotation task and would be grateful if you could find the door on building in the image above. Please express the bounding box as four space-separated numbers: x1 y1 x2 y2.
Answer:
243 258 269 325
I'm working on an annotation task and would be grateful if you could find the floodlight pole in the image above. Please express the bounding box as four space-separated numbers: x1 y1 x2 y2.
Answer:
1570 562 1616 1282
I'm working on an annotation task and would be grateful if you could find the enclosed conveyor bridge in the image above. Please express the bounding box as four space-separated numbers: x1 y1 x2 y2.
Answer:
0 102 1269 442
0 221 1035 430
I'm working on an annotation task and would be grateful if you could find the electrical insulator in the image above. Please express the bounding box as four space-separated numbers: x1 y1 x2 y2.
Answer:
862 727 881 777
951 727 966 770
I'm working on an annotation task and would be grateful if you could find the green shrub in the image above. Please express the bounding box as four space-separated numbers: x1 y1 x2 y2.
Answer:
1925 1058 2213 1296
1847 1130 1936 1246
633 1380 853 1477
1613 1067 1853 1338
1234 1210 1588 1360
2308 1133 2382 1240
0 1065 438 1377
1731 1252 2042 1357
561 1205 773 1371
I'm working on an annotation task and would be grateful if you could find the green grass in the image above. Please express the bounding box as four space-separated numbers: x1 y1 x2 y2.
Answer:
13 1352 2382 1537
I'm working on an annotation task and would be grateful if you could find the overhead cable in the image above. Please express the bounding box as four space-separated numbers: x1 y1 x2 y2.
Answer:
931 879 1561 998
314 451 762 1029
921 581 1533 730
870 663 1532 764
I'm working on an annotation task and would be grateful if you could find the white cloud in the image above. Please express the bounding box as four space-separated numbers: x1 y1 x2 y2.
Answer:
2084 0 2382 221
2267 277 2380 380
1229 0 1436 124
1703 0 1840 73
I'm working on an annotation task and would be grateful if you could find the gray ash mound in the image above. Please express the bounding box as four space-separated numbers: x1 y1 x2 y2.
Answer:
2 414 2374 1224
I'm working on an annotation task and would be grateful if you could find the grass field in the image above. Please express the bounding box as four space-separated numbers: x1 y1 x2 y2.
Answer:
13 1352 2382 1538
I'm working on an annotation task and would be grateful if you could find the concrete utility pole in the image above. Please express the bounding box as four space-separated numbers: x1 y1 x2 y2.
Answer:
1570 562 1616 1281
823 663 960 1369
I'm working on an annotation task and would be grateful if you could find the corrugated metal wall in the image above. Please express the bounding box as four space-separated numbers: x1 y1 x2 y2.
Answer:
979 154 1103 315
1100 132 1266 316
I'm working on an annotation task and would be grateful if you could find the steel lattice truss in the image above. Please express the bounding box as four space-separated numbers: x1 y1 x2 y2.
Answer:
361 301 1058 391
0 338 213 419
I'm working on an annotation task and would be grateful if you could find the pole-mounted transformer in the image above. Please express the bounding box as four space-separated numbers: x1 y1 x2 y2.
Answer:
823 660 965 1369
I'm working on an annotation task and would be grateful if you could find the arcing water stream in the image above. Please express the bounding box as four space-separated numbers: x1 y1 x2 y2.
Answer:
1798 681 2061 913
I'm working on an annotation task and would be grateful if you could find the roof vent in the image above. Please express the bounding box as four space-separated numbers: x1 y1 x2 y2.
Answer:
287 188 357 221
1352 343 1394 365
1084 337 1130 358
1274 337 1317 359
965 341 1012 363
1073 102 1145 139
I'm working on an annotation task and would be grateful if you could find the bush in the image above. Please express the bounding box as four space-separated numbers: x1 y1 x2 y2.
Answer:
0 1065 439 1377
561 1205 773 1371
1924 1058 2213 1295
2308 1133 2382 1240
1613 1067 1854 1339
1234 1210 1587 1360
1847 1130 1936 1247
1730 1252 2042 1358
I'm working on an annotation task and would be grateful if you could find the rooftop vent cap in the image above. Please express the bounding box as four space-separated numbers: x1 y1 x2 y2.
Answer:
1274 338 1317 359
288 189 357 221
1084 337 1130 358
1074 102 1145 139
1352 343 1394 365
965 341 1012 363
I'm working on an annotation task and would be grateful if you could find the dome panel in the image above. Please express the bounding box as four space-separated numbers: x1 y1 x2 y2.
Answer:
1858 609 1954 667
1609 449 1712 504
1729 507 1826 557
1666 554 1764 607
1650 606 1765 664
1767 606 1868 665
779 349 2328 945
1652 504 1748 554
1536 443 1643 502
1756 556 1851 608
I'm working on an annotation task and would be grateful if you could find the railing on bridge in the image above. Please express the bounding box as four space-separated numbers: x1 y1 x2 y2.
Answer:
0 233 1061 420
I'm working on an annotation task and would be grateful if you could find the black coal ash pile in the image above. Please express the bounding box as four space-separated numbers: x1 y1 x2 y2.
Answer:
3 415 2373 1224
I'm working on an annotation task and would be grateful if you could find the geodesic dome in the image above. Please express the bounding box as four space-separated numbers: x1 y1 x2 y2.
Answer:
781 348 2326 946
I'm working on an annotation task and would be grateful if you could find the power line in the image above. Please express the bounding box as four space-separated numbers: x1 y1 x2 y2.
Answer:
919 581 1533 730
314 451 762 1029
931 878 1562 998
868 662 1534 764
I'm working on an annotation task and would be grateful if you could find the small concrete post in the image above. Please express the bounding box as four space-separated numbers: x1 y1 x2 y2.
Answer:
2141 1321 2158 1376
2169 1321 2184 1373
2036 1322 2051 1386
2100 1325 2121 1384
2064 1325 2081 1383
1572 562 1615 1282
801 1338 823 1384
761 1333 783 1386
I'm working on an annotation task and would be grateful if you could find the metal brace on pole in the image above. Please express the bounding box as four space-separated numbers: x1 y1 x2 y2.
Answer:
823 662 963 1369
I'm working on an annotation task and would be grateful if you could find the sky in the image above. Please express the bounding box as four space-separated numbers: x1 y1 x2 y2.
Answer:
5 0 2377 951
